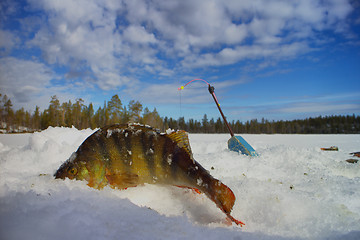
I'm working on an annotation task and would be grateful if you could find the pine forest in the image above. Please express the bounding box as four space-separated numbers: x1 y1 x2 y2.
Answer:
0 93 359 134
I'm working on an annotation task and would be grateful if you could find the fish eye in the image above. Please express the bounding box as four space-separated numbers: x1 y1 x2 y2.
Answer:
68 167 78 176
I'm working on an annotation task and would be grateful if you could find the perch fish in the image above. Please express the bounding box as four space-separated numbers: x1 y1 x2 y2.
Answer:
54 123 244 226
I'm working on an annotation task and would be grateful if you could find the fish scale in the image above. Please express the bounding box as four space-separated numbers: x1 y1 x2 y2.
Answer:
54 123 244 226
140 131 156 178
129 129 155 182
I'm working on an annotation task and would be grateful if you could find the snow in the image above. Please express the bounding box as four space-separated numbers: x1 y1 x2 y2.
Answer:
1 127 360 240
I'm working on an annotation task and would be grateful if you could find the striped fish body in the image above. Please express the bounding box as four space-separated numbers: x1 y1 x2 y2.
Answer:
54 123 244 226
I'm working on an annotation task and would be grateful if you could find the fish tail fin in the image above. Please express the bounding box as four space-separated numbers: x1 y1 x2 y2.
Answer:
212 180 245 227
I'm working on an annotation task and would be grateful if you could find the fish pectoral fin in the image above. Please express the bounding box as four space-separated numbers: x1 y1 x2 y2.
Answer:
121 172 139 185
175 185 202 194
226 213 245 227
105 172 139 189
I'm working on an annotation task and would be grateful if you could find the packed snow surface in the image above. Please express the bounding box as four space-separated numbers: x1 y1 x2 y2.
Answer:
0 127 359 240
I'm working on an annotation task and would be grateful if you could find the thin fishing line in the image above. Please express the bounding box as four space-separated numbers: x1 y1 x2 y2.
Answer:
179 88 182 117
178 78 221 106
178 78 210 90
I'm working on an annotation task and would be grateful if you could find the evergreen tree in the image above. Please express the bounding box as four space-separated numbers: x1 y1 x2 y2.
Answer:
62 101 73 127
214 117 223 133
128 100 143 123
73 98 84 128
178 117 186 131
202 114 209 133
49 95 61 126
94 106 104 127
32 106 41 130
163 116 169 130
209 118 215 133
121 106 130 124
0 93 3 122
167 117 178 130
14 108 25 127
107 95 122 124
142 107 163 129
87 103 95 129
187 118 195 132
41 108 50 129
79 104 89 129
3 96 14 130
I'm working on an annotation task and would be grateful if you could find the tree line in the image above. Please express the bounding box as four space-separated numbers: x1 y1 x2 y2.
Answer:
1 93 359 134
0 93 162 132
169 114 360 134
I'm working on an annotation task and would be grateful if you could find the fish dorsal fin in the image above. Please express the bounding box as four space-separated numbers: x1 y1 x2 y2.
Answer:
167 130 194 161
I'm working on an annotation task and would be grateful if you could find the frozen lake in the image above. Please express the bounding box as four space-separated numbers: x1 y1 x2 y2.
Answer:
0 127 359 240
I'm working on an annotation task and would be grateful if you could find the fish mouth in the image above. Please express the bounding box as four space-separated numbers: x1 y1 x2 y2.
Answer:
54 162 68 179
54 169 63 179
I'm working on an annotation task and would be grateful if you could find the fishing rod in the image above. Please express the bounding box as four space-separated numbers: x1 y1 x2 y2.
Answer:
207 84 234 137
178 78 258 156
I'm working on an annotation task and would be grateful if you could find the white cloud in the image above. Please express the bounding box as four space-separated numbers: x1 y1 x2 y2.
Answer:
123 25 157 45
23 0 355 74
0 57 98 111
182 41 311 68
0 30 17 54
27 0 129 90
0 57 55 104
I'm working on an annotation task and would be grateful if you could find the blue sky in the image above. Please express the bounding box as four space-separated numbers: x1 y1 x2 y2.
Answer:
1 0 359 122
